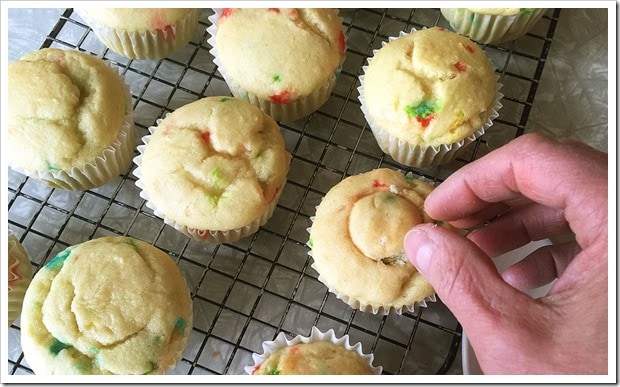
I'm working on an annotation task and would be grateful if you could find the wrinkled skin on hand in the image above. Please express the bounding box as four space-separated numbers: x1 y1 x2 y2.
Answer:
404 133 608 374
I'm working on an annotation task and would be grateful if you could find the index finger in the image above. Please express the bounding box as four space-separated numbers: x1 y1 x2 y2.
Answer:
425 133 608 242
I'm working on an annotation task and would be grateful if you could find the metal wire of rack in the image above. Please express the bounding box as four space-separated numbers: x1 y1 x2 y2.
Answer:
7 8 560 376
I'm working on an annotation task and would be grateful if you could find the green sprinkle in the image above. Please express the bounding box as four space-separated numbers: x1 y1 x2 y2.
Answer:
272 74 282 82
212 168 225 186
519 8 534 15
384 194 397 202
143 361 158 375
267 366 281 375
45 160 60 172
404 100 441 119
45 249 72 271
220 97 233 102
49 338 70 355
174 317 187 335
307 238 314 249
206 193 220 206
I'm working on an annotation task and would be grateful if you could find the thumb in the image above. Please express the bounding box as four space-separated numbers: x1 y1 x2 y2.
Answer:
404 224 520 327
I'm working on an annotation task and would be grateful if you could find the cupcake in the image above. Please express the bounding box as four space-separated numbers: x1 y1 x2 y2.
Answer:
207 8 346 121
308 168 461 314
441 8 548 45
358 27 502 168
75 8 202 60
245 327 382 375
8 229 33 326
133 96 291 244
20 236 193 375
8 48 135 190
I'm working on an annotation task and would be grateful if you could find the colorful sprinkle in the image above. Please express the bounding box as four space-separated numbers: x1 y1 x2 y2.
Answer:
453 61 467 72
251 364 261 375
267 366 281 375
338 31 346 57
156 25 176 43
45 160 60 172
384 194 397 202
268 8 281 13
272 74 282 82
197 229 212 239
465 44 475 54
405 100 441 128
307 238 314 249
219 97 233 102
46 249 72 271
519 8 535 15
372 180 388 188
269 89 293 104
49 338 70 355
143 361 158 375
174 317 187 335
201 131 211 144
222 8 234 18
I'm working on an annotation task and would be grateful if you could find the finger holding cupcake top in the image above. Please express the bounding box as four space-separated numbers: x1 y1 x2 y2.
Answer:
207 8 346 121
8 48 135 190
308 168 456 314
134 96 291 243
359 27 502 167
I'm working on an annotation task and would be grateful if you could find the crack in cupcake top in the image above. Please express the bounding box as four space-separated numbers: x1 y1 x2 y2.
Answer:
140 97 290 231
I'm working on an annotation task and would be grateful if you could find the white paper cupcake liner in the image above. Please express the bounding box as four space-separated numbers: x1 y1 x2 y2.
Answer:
76 8 202 60
244 326 382 375
8 229 33 326
441 8 548 45
133 118 288 244
8 63 135 191
206 9 345 122
357 29 503 168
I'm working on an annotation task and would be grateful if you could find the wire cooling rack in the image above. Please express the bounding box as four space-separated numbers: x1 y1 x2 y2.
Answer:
7 8 560 376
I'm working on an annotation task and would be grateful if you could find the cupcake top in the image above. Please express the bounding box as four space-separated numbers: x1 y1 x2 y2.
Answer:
20 236 192 375
8 48 127 173
309 168 448 313
138 96 290 231
362 26 496 148
253 341 375 375
76 8 197 32
8 231 33 326
214 8 345 103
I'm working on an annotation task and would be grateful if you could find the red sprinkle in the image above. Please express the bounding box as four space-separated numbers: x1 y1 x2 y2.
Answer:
417 115 434 128
221 8 235 20
197 229 211 239
269 89 293 104
373 180 388 188
338 31 346 57
453 61 467 72
465 44 475 53
251 364 261 375
268 8 280 13
201 131 211 144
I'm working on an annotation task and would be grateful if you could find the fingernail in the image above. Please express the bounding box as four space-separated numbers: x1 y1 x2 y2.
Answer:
404 228 434 275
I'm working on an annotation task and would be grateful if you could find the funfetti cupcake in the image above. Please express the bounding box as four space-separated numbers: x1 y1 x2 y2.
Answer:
308 168 461 315
20 236 193 375
133 96 291 244
358 27 502 168
441 8 548 45
207 8 346 122
246 327 382 375
8 229 33 326
8 48 135 190
75 8 202 60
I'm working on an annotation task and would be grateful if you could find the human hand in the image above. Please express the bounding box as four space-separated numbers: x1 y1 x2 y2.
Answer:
404 133 608 374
